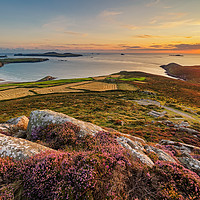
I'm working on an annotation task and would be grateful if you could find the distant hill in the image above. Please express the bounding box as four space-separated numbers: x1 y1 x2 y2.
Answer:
14 52 83 57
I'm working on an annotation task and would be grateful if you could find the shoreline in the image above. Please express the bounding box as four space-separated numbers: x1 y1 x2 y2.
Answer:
160 63 200 84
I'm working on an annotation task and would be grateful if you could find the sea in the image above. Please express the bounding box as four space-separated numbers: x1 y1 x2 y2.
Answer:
0 53 200 82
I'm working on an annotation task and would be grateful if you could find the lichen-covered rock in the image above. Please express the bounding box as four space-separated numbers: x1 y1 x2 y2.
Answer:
159 139 200 152
0 123 26 138
119 133 146 146
117 136 154 167
6 115 29 130
27 110 104 139
178 156 200 176
148 146 177 163
0 133 53 160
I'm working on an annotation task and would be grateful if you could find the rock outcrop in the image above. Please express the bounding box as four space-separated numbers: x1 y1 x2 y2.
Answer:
0 133 53 160
7 115 29 130
117 136 154 167
27 110 105 139
0 116 29 138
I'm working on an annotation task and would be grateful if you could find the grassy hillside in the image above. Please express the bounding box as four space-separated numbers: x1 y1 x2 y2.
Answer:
0 72 199 146
0 71 200 199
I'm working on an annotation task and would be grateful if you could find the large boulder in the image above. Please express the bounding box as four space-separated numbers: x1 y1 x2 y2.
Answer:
27 110 104 139
0 133 53 160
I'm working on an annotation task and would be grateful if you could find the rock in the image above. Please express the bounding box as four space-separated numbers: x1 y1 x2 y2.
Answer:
178 156 200 176
0 123 26 138
37 76 56 82
118 133 146 146
159 139 200 152
148 110 167 118
178 127 199 134
148 146 177 163
6 115 29 130
27 110 105 139
117 136 154 167
0 133 53 160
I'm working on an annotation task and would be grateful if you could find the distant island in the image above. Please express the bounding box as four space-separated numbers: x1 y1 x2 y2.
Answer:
0 58 49 67
161 63 200 84
14 52 83 57
169 54 183 57
0 55 7 58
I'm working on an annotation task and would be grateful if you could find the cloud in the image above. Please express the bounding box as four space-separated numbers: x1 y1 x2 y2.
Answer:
173 43 200 50
149 12 188 27
121 45 141 49
100 10 122 17
146 0 160 7
121 24 140 30
133 34 161 38
159 19 193 28
64 31 88 37
43 16 70 31
150 45 163 48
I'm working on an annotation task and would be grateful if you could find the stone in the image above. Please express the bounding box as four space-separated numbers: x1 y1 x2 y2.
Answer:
0 133 53 160
6 115 29 130
178 156 200 176
27 110 105 139
117 136 154 167
159 139 200 152
149 146 177 163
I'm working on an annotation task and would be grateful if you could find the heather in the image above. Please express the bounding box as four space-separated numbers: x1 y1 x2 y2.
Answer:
1 123 200 199
0 71 200 199
0 131 132 199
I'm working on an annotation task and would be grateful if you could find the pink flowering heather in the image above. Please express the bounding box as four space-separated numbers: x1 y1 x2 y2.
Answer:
0 131 132 199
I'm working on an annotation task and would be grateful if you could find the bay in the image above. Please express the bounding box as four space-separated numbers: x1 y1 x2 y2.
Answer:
0 53 200 82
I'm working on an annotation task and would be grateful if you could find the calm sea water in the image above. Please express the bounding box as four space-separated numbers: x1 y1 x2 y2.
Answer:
0 53 200 82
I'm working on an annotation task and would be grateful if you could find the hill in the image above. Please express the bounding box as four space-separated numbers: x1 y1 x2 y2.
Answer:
161 63 200 84
0 71 199 199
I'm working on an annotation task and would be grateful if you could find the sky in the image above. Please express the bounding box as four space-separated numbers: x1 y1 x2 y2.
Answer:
1 0 200 53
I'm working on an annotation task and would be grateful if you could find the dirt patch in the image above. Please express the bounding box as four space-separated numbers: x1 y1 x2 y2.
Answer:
0 88 34 100
70 81 117 91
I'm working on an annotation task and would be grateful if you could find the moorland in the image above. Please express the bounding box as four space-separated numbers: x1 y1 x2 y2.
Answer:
0 69 200 199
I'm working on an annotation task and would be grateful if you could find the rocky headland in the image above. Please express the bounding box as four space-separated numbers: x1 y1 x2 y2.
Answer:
161 63 200 84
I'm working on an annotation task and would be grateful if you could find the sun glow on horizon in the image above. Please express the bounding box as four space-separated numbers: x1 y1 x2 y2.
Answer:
0 0 200 54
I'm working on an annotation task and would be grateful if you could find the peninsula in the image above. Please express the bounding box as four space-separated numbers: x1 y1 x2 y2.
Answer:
14 52 83 57
0 58 49 67
161 63 200 84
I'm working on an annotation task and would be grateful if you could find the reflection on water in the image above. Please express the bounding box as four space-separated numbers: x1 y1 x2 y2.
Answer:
0 53 200 82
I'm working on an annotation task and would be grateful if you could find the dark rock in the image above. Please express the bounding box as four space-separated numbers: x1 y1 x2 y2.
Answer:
37 76 56 82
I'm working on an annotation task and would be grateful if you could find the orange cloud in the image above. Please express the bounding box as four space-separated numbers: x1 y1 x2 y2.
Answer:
133 35 161 38
64 31 88 37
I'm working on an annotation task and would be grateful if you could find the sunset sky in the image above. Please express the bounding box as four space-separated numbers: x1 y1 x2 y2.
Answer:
1 0 200 53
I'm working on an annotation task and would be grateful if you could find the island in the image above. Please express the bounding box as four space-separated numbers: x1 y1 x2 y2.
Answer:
161 62 200 84
0 55 7 58
0 58 49 67
169 54 183 56
14 52 83 57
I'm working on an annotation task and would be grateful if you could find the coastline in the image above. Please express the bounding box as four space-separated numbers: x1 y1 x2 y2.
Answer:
160 63 200 84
